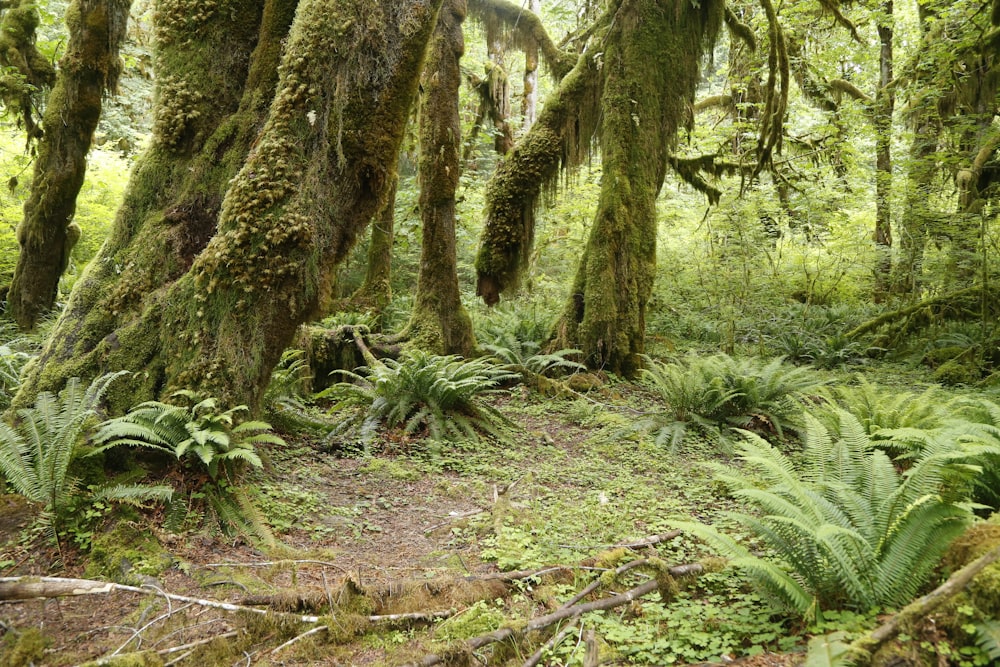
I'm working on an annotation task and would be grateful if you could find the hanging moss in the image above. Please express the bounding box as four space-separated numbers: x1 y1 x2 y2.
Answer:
0 0 55 142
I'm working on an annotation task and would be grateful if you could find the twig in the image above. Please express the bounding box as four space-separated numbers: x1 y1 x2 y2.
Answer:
561 559 649 610
270 624 327 656
403 577 673 667
111 602 194 655
557 530 682 551
159 631 240 656
522 618 579 667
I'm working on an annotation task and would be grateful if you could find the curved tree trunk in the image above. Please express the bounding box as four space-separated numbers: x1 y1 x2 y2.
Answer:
552 0 723 377
16 0 441 411
405 0 475 356
7 0 131 330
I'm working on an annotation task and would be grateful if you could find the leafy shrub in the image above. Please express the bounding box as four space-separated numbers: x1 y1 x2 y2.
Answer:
318 351 517 444
93 390 282 544
0 373 171 541
677 412 978 619
632 354 824 447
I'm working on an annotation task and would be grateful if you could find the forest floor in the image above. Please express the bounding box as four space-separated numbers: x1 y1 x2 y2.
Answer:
0 383 837 666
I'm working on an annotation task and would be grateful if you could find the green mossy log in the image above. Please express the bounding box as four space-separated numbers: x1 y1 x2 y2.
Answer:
7 0 131 330
405 0 475 356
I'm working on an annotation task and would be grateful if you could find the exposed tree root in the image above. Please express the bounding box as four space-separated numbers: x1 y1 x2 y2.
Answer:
298 324 402 391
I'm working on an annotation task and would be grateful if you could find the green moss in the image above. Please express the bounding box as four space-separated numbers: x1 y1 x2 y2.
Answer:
79 651 165 667
0 627 48 667
85 521 172 582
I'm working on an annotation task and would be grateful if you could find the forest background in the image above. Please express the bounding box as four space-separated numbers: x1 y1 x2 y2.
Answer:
3 0 1000 666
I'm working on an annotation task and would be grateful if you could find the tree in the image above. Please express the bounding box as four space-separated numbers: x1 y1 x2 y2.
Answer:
15 0 442 411
403 0 476 355
6 0 126 330
477 0 725 376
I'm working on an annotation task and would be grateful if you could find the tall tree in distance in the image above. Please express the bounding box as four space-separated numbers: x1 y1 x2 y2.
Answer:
522 0 540 130
7 0 131 330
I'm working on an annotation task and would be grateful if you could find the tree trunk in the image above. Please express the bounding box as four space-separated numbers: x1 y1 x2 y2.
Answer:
522 0 540 130
872 0 894 299
7 0 131 330
16 0 441 412
347 177 397 331
405 0 475 356
552 0 723 377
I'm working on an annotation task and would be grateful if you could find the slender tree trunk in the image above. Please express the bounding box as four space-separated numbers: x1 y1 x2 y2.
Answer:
552 0 723 377
406 0 475 356
347 177 397 331
7 0 131 330
872 0 894 299
0 0 54 145
16 0 441 411
522 0 540 131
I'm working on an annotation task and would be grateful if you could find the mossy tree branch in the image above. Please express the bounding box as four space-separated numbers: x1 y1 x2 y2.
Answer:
474 48 602 305
467 0 576 78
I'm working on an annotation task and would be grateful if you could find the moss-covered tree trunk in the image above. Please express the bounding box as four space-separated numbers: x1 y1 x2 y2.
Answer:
405 0 475 356
872 0 894 299
521 0 539 130
551 0 722 377
0 0 55 145
16 0 441 411
6 0 131 330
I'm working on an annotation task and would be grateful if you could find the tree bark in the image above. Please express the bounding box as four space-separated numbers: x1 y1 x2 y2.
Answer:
7 0 131 330
346 176 397 331
474 50 601 304
552 0 723 377
872 0 894 299
406 0 475 356
0 0 55 145
16 0 441 411
522 0 540 130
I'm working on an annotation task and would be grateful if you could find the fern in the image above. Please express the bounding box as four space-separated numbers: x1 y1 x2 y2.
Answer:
0 373 170 540
632 354 824 447
318 351 517 444
93 390 282 544
677 411 977 619
814 379 956 436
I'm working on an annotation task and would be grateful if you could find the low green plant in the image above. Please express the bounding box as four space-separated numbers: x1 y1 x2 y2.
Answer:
814 378 955 436
0 373 171 542
632 354 824 447
92 390 283 544
676 411 978 620
482 339 585 379
318 351 517 444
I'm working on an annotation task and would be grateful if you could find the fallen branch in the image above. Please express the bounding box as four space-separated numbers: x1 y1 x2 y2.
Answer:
402 562 703 667
522 618 579 667
848 543 1000 664
0 576 452 627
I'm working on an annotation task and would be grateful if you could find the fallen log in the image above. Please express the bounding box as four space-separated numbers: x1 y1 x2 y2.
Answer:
848 543 1000 665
